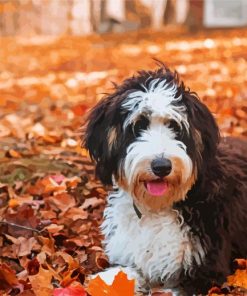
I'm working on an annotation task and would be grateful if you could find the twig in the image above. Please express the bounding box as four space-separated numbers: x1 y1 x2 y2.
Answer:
0 221 42 234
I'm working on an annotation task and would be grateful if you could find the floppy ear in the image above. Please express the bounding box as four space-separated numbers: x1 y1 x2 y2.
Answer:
83 92 127 185
83 96 113 185
183 91 220 168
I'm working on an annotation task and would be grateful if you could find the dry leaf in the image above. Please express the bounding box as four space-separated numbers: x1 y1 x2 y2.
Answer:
29 266 53 296
0 263 19 290
81 197 104 210
4 204 40 238
87 271 135 296
227 269 247 289
47 192 76 213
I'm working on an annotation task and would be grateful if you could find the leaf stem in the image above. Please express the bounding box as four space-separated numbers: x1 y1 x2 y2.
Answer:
0 221 42 233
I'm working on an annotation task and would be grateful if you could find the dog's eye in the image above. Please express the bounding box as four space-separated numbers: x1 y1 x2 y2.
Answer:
167 120 180 131
133 116 149 136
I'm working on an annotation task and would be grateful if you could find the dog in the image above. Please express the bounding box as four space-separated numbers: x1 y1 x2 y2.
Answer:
83 65 247 295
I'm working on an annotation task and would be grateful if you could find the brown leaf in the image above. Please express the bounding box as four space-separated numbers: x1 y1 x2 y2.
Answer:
38 236 55 255
12 237 40 257
45 223 64 233
28 177 66 196
60 207 88 221
19 290 36 296
95 253 109 270
55 251 80 270
5 204 40 238
48 192 76 212
7 149 22 158
0 263 19 290
28 266 53 296
27 258 40 276
80 197 104 210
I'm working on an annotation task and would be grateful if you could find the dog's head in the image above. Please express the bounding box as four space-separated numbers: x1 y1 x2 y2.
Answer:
83 66 219 213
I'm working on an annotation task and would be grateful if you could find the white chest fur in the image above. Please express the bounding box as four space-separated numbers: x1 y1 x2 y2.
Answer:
101 190 205 287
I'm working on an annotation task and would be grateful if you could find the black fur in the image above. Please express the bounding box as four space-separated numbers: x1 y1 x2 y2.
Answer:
84 66 219 184
175 137 247 294
83 66 247 295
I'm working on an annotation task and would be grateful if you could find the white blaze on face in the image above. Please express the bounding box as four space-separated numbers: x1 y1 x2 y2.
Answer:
124 123 193 186
122 79 189 132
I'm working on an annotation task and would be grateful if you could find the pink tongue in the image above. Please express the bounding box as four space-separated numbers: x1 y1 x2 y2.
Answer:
146 181 168 196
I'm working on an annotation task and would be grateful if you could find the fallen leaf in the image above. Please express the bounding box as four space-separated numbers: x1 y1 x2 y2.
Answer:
47 192 76 213
227 269 247 289
81 197 104 210
4 204 40 238
7 149 22 158
0 263 19 290
95 253 109 270
27 258 40 275
12 236 40 257
87 271 135 296
29 266 53 296
60 207 88 221
53 286 86 296
28 176 66 195
55 251 80 270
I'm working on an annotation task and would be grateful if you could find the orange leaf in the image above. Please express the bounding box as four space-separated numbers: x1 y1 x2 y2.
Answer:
0 263 19 290
8 149 21 158
29 266 53 296
8 198 20 208
87 271 135 296
87 275 112 296
71 104 88 116
227 269 247 289
111 271 135 296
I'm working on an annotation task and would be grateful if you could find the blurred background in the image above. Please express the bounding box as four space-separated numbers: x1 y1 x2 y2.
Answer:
1 0 247 35
0 1 247 294
0 0 247 192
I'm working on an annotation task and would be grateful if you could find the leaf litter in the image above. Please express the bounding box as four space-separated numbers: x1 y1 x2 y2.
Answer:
0 28 247 295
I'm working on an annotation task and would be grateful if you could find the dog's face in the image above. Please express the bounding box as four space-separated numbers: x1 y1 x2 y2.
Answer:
84 67 219 213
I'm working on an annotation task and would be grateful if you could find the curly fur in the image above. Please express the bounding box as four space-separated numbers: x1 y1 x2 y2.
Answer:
83 65 247 295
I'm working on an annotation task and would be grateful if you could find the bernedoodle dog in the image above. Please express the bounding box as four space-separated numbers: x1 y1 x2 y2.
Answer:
83 65 247 295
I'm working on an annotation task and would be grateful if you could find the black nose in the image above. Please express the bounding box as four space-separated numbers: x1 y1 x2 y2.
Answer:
151 158 172 177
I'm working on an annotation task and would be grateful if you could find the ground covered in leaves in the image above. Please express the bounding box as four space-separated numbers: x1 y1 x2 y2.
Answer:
0 28 247 295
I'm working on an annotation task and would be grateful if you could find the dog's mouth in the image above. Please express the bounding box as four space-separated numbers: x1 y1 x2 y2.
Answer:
144 179 168 196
